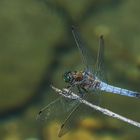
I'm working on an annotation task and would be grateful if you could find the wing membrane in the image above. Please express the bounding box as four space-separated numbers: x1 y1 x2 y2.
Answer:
58 102 81 137
72 26 94 72
95 35 107 82
96 35 104 74
58 89 101 137
36 97 62 122
36 95 80 132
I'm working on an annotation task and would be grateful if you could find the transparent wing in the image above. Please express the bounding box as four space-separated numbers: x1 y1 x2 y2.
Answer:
58 89 101 137
72 26 106 80
58 101 81 137
36 97 61 122
36 95 79 126
95 35 104 76
95 35 107 82
58 91 101 137
72 26 95 72
58 86 86 137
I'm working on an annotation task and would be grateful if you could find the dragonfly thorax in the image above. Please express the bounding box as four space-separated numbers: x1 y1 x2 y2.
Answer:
63 71 84 84
63 70 101 90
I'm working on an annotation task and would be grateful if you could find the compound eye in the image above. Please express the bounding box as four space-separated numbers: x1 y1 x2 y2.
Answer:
63 71 72 83
63 72 70 82
64 75 70 82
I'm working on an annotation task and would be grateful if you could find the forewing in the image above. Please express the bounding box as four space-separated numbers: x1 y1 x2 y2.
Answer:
36 96 79 122
95 35 107 82
36 97 62 122
58 102 81 137
58 90 101 137
72 26 95 73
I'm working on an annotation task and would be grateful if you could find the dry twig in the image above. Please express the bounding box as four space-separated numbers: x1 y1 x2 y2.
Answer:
51 85 140 128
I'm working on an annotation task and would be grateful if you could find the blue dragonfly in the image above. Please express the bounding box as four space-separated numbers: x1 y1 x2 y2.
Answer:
37 26 140 137
64 26 140 99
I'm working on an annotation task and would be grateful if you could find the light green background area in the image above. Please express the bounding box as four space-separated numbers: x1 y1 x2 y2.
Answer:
0 0 140 140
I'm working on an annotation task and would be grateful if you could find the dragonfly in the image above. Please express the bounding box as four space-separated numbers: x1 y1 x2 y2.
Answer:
37 26 140 137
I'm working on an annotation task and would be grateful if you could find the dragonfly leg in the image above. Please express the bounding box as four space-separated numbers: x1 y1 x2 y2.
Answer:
66 85 74 94
77 85 86 98
66 85 71 89
62 84 77 101
61 85 72 94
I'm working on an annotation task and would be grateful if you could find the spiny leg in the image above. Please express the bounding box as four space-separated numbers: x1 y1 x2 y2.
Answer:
77 85 87 98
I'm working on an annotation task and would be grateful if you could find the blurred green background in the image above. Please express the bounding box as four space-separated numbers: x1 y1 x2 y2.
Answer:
0 0 140 140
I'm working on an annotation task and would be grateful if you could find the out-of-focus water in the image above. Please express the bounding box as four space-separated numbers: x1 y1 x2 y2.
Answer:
0 0 140 140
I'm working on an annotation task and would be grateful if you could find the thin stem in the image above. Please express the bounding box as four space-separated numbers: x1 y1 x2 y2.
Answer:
50 85 140 128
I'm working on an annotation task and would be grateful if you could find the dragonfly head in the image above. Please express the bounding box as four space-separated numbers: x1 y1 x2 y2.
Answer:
63 71 73 84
